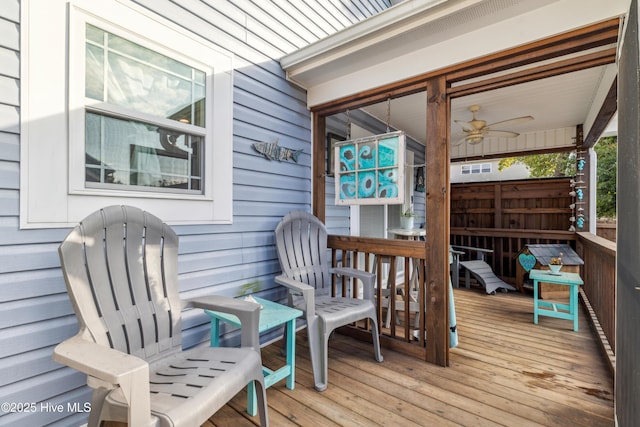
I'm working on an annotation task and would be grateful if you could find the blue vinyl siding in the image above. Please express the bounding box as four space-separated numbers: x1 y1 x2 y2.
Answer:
0 1 390 425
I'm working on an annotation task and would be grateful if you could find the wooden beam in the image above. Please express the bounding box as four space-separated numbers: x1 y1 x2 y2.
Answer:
313 113 327 222
446 18 620 83
425 76 449 367
448 48 617 98
583 77 618 148
451 146 575 163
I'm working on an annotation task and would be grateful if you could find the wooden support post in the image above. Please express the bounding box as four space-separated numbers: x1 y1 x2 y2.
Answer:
313 113 327 222
425 76 450 367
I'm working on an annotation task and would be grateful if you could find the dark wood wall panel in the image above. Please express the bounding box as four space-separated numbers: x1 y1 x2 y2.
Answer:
451 178 572 231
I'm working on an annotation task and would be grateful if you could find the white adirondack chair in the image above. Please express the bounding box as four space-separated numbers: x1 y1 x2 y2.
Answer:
53 205 268 426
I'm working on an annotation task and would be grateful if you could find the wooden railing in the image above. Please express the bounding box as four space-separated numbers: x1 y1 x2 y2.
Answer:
450 228 616 362
576 232 617 353
450 227 576 285
596 221 617 242
326 230 616 367
327 235 432 361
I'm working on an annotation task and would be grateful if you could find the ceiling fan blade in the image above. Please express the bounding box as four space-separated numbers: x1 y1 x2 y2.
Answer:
483 130 520 138
486 115 534 128
452 136 468 146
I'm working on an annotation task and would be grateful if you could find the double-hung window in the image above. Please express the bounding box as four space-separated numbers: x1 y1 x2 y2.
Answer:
82 24 205 193
21 0 233 228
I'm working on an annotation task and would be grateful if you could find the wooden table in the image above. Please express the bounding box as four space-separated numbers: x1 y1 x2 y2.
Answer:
530 269 583 331
206 297 302 416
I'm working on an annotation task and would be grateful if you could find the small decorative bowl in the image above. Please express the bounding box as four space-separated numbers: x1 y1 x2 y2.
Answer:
548 264 563 274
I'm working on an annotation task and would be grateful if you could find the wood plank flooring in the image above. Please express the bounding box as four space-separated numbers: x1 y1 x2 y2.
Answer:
208 288 614 426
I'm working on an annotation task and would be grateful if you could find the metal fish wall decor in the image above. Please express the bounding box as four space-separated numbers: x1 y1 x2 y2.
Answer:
252 139 302 162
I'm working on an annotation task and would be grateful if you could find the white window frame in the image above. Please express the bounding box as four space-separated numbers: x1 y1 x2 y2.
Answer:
334 131 406 206
461 162 492 175
20 0 234 228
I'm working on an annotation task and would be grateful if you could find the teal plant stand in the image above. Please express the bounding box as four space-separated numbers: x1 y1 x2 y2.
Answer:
530 269 583 331
206 297 302 416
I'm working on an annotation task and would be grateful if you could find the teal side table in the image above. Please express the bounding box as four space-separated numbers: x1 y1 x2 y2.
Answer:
530 269 583 331
206 297 302 416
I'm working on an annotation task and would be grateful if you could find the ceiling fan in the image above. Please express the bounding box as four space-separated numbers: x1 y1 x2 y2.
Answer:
454 105 534 146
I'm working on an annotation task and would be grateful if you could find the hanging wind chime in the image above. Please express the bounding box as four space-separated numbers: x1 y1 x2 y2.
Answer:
569 150 587 231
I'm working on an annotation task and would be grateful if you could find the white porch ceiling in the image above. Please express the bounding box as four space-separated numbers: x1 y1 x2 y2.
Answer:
361 63 616 160
281 0 627 160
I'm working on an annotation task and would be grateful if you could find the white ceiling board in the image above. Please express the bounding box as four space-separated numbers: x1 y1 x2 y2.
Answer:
360 65 610 159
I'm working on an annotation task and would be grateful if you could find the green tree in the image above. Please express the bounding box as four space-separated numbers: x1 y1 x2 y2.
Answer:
498 152 576 177
594 136 617 218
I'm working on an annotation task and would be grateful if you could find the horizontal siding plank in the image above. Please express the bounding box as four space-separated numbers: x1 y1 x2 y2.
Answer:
234 164 310 189
235 88 311 130
263 0 331 40
0 189 18 216
313 0 359 27
0 243 61 273
0 103 19 133
0 75 18 105
241 244 277 264
234 183 311 204
0 46 19 78
234 70 308 113
0 269 67 303
240 230 275 247
242 2 310 51
180 242 276 281
0 0 19 22
235 67 307 105
0 131 18 161
0 316 78 358
234 103 311 141
0 218 70 245
0 160 17 189
177 0 293 58
233 200 306 218
0 17 18 50
0 369 87 425
178 232 242 254
179 250 241 274
0 294 73 329
276 0 340 37
0 346 61 386
178 259 280 293
133 0 282 72
243 1 318 47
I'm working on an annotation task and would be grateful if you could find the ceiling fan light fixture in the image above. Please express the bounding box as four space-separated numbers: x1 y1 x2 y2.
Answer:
455 105 533 147
466 135 484 145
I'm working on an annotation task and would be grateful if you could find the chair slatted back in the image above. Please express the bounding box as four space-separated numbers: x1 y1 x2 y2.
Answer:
275 211 332 296
59 206 183 362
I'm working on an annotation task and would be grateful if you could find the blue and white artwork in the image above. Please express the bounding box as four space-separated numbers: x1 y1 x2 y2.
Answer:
335 131 405 205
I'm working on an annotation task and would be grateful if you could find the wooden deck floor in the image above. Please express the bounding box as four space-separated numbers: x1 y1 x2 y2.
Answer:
207 288 614 426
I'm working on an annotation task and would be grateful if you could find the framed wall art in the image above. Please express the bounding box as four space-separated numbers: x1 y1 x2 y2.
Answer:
334 131 405 205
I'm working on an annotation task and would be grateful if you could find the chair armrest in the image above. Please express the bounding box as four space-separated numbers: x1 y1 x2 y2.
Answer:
53 333 153 426
275 275 315 316
451 245 493 260
53 333 148 384
331 267 376 301
183 295 261 350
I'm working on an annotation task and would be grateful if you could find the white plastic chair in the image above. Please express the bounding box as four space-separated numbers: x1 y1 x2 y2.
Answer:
53 205 268 426
274 211 383 391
